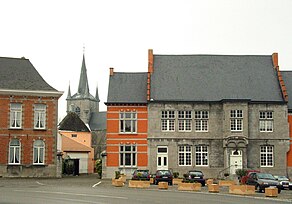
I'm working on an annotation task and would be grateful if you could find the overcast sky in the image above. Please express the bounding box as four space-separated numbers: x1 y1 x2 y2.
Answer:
1 0 292 120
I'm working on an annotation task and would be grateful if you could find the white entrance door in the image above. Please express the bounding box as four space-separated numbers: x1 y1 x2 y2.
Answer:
67 152 88 174
157 146 168 170
230 150 242 175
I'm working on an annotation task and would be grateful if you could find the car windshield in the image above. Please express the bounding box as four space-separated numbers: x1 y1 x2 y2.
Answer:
189 171 203 176
135 170 149 175
157 170 171 176
257 173 275 180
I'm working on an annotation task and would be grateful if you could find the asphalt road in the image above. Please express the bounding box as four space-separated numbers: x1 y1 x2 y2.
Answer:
1 175 291 204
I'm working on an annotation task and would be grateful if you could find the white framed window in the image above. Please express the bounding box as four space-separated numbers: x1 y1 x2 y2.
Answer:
119 112 137 134
230 110 243 131
9 139 21 164
260 146 273 167
195 111 208 132
33 140 45 165
10 103 22 129
34 104 46 129
195 145 208 166
119 144 136 167
178 111 192 132
178 145 192 166
259 111 273 132
161 110 175 131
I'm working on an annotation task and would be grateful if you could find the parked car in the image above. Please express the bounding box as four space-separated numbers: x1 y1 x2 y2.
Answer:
132 169 150 181
246 172 282 193
240 170 260 184
183 170 206 186
274 175 292 190
154 170 173 185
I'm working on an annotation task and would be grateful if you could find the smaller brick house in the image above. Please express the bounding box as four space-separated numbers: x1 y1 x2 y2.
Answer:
104 68 148 178
58 112 95 174
0 56 63 177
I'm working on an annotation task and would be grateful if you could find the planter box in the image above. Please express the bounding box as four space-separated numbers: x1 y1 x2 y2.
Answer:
128 180 150 188
206 179 214 186
265 187 278 197
173 178 183 185
178 183 201 191
150 178 154 184
219 180 235 186
158 182 168 189
208 184 219 193
119 174 127 183
229 185 255 195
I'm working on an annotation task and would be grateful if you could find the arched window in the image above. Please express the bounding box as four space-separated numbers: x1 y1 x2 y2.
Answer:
75 107 80 116
9 139 20 164
33 140 45 164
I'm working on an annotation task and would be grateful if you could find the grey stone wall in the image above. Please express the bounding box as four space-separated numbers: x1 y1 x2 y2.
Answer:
148 102 289 178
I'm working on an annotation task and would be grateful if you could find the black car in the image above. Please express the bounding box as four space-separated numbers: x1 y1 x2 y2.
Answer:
246 172 282 193
184 170 206 186
154 170 173 185
132 169 150 181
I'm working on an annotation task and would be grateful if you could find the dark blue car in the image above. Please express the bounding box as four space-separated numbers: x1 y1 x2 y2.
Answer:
184 170 206 186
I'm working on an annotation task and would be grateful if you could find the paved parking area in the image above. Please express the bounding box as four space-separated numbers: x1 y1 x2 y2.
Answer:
1 175 292 203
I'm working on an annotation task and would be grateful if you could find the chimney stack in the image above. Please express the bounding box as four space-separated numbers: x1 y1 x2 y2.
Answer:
272 53 278 68
110 67 114 76
148 49 153 73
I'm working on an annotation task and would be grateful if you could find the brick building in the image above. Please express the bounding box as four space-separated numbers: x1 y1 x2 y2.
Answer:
0 57 63 177
104 69 148 178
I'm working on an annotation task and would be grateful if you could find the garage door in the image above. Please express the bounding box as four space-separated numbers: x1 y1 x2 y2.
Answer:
67 152 88 174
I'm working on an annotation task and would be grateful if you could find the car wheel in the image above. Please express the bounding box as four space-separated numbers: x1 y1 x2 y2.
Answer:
289 187 292 190
256 185 261 193
278 189 281 194
169 182 173 186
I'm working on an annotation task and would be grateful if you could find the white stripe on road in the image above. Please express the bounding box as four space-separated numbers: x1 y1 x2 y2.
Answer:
36 181 45 185
14 190 128 200
92 181 101 188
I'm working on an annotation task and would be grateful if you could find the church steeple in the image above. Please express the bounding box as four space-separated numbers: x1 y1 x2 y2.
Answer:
95 85 100 102
78 54 90 95
66 83 72 99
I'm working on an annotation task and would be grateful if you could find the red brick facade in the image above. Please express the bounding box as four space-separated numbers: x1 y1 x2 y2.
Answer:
0 94 62 177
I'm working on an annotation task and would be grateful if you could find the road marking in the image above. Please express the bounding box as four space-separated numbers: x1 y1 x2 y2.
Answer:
36 181 45 185
92 181 101 188
14 190 128 200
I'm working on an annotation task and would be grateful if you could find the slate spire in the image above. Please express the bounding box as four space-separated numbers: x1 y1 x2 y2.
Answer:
95 84 100 102
66 83 72 99
77 54 90 95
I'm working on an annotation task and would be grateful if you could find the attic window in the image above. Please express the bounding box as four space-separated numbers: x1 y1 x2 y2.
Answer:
71 134 77 138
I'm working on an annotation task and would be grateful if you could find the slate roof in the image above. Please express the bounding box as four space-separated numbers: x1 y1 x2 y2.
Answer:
89 111 107 131
0 57 57 91
281 71 292 110
61 135 92 152
150 55 284 102
58 112 90 132
107 72 148 103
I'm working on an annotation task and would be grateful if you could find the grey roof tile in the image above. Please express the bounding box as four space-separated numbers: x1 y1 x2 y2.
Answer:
150 55 284 102
107 72 148 103
59 112 90 132
0 57 57 91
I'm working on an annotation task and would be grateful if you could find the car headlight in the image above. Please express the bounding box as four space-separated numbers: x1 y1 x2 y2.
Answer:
263 182 268 185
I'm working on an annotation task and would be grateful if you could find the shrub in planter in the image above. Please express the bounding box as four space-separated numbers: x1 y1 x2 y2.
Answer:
235 169 247 180
224 173 230 177
173 172 179 179
115 171 121 179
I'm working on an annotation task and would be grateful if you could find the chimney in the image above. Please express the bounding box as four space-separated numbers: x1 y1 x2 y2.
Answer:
109 67 114 76
148 49 153 73
272 53 278 68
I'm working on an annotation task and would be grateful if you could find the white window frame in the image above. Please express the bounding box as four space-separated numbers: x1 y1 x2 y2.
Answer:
119 111 137 134
195 145 209 166
178 111 192 132
178 145 192 166
8 139 21 165
33 140 45 165
119 144 137 167
161 110 175 132
10 103 22 129
34 104 46 129
230 110 243 131
195 111 209 132
260 146 273 167
259 111 273 132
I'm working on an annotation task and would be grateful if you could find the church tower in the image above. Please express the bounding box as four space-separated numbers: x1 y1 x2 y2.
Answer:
66 54 100 124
